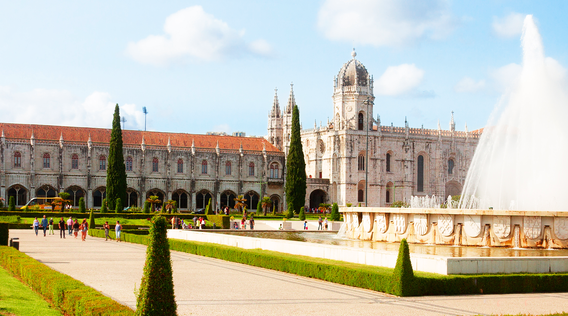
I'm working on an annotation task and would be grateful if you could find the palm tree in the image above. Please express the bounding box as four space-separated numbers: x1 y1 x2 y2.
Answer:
234 195 247 215
261 196 272 216
146 195 162 212
166 200 176 214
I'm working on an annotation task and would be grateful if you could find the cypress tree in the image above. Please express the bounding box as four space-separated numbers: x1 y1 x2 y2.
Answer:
298 206 305 221
143 201 150 214
106 104 127 211
101 198 107 213
331 203 340 221
136 215 177 315
392 239 415 296
88 210 95 230
285 205 294 219
256 199 262 215
78 197 86 213
205 198 212 215
7 196 15 212
115 198 123 213
285 105 306 214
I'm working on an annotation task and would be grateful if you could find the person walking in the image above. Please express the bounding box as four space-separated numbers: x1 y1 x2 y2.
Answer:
324 217 329 230
304 220 308 230
250 215 255 230
72 219 80 238
171 216 176 229
67 217 73 235
103 221 110 241
33 217 39 236
48 218 54 235
41 215 48 237
115 221 122 242
58 217 66 239
318 216 323 230
81 219 88 241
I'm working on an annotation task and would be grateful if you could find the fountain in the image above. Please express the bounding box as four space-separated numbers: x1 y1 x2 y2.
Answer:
340 15 568 251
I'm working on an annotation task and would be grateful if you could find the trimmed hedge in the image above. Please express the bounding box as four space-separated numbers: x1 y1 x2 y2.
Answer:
88 229 568 297
0 246 134 315
206 215 230 229
0 211 209 220
0 222 8 245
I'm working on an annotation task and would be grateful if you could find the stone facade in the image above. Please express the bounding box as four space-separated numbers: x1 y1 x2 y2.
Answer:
0 124 285 211
268 50 480 208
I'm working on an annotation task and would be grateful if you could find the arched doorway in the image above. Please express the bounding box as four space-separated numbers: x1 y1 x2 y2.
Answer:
309 189 327 210
270 195 281 213
126 188 139 207
65 186 85 207
220 190 236 209
244 191 259 210
7 185 28 206
93 187 106 208
445 181 462 198
172 189 189 209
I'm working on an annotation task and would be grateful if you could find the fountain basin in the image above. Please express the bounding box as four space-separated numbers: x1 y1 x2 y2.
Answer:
340 207 568 249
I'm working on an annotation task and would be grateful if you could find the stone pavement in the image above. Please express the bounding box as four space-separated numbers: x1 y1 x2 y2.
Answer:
8 229 568 316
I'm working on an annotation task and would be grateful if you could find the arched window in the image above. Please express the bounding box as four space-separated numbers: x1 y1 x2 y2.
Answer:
448 159 455 175
196 190 212 209
225 161 232 175
358 190 364 202
386 153 391 172
125 156 133 171
65 186 85 207
172 190 188 209
386 190 390 203
358 112 364 130
43 153 51 169
358 155 365 171
270 162 279 178
152 158 159 172
99 156 106 171
220 191 236 208
14 152 21 168
201 160 208 174
249 162 255 176
177 159 183 173
93 187 106 208
71 154 79 169
417 155 424 192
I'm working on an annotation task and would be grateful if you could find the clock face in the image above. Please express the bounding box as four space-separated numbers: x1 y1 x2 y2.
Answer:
347 105 353 112
319 140 325 154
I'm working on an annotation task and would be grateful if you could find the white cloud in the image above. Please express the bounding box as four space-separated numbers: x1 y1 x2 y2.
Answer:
126 6 272 65
0 87 144 130
491 63 522 93
375 64 425 96
212 124 231 134
492 12 526 38
454 77 486 93
317 0 457 47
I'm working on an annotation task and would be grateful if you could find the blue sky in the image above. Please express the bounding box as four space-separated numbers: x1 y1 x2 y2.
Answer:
0 0 567 137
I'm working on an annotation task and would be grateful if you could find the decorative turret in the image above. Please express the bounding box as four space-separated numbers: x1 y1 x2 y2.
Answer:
270 88 281 118
59 133 64 148
239 142 243 156
215 141 220 155
30 132 35 146
267 88 283 150
167 137 172 152
450 111 455 132
141 136 146 151
285 83 295 114
87 134 92 150
191 139 195 155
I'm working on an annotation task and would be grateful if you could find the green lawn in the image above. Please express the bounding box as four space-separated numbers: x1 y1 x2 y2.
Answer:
0 265 62 316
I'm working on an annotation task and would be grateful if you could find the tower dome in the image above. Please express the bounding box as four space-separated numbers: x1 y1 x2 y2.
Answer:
336 49 370 87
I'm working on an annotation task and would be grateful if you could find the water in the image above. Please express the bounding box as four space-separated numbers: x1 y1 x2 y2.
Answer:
460 15 568 211
218 231 568 257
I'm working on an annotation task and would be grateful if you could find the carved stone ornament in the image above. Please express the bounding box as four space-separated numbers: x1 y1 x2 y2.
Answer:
352 213 360 231
413 214 428 236
362 212 373 233
438 214 454 237
375 213 388 233
554 217 568 240
393 214 407 234
523 216 542 239
345 213 352 232
492 216 511 239
464 215 482 238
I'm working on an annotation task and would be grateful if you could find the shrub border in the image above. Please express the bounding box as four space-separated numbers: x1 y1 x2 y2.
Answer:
89 228 568 297
0 246 134 315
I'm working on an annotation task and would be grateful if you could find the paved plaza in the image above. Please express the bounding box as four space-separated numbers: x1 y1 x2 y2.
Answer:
7 229 568 316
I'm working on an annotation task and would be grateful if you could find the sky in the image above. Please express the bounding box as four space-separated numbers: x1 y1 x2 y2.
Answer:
0 0 567 137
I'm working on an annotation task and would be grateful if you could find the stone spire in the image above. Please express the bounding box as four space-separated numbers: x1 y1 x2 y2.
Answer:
87 134 92 150
270 88 280 118
286 83 296 114
30 132 35 146
191 139 195 155
450 111 455 132
215 141 220 155
141 136 146 151
59 133 64 148
167 137 171 152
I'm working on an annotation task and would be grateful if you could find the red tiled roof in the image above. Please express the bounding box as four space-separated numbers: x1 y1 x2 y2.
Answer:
0 123 281 153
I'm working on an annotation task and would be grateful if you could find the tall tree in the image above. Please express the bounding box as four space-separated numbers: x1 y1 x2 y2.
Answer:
106 104 127 211
285 105 307 214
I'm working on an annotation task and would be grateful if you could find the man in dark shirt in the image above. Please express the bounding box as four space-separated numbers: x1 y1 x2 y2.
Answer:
58 217 66 239
41 215 48 237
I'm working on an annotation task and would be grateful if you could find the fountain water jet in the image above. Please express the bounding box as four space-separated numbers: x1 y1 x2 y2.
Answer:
460 15 568 211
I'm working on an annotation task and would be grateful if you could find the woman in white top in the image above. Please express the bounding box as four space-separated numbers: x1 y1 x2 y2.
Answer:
33 217 39 236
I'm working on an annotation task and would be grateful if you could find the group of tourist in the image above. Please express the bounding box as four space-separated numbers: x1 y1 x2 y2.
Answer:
32 215 123 242
317 216 329 230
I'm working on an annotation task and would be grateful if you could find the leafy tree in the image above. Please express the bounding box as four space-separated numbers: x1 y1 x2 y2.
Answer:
106 104 127 211
392 239 415 296
285 105 306 214
146 196 161 212
285 205 294 219
234 195 246 213
261 196 272 216
143 201 150 214
88 210 95 230
330 203 340 221
160 203 166 213
78 197 86 213
166 200 176 214
205 198 212 215
298 206 305 221
256 199 262 215
58 192 70 211
101 198 108 213
136 215 177 315
272 204 276 215
7 196 15 212
115 198 123 213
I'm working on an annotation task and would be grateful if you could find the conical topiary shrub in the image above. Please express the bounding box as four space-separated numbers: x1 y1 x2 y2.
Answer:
101 198 107 213
7 196 15 212
143 201 150 214
205 198 212 215
115 198 123 213
79 197 86 213
89 210 95 230
136 215 177 315
285 204 294 219
391 239 415 296
256 200 262 215
298 206 306 221
330 203 340 221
